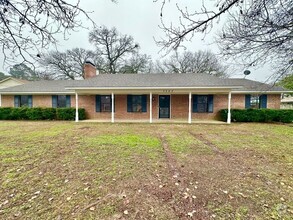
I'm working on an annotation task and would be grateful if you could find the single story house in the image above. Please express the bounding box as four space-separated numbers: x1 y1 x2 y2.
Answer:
0 62 289 123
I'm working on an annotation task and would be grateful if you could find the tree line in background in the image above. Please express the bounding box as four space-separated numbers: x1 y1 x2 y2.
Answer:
1 26 228 80
0 0 291 82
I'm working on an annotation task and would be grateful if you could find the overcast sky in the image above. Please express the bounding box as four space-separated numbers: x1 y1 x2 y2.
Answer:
0 0 272 81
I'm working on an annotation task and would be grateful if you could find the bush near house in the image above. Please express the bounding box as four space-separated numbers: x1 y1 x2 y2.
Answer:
0 107 86 120
220 109 293 123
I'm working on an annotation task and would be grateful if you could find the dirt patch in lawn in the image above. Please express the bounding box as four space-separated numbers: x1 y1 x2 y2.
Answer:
189 132 222 154
143 135 210 219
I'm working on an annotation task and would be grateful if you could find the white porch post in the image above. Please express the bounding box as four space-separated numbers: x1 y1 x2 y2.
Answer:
75 92 79 122
150 92 153 123
188 92 192 124
111 92 114 123
227 91 231 124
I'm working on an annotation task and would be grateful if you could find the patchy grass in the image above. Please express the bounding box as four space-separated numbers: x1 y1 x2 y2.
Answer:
0 121 292 219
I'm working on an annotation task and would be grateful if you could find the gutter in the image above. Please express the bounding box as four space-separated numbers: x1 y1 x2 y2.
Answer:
231 91 292 94
65 86 243 90
0 91 75 95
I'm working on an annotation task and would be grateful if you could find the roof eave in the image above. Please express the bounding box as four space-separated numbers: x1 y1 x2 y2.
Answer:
65 86 243 90
0 91 75 95
231 90 290 94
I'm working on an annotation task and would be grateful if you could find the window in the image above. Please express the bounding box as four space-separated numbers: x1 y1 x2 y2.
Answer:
245 94 267 109
101 95 111 112
250 95 260 109
14 95 32 107
96 95 113 112
52 95 71 108
193 95 213 113
127 95 147 112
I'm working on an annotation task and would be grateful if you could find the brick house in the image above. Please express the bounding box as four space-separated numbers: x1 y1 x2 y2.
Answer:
0 62 288 123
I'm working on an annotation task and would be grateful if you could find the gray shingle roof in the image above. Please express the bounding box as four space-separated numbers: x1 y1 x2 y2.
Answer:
0 80 78 93
0 73 286 93
66 73 240 88
229 78 284 91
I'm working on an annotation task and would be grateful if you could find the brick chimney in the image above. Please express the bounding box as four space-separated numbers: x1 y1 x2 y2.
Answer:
84 61 96 79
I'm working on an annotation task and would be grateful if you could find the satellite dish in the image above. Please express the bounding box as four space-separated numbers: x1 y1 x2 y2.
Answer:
244 70 251 76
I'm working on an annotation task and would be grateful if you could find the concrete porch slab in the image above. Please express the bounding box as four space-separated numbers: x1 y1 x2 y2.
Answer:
79 119 227 124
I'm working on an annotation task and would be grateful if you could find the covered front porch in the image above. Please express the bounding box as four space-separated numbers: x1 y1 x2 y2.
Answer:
70 88 233 124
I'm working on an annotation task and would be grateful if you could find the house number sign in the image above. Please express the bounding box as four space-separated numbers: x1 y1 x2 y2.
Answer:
162 90 174 93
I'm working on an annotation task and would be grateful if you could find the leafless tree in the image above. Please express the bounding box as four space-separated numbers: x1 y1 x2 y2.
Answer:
0 0 94 66
89 26 139 74
39 48 101 79
156 0 292 77
119 54 152 73
156 50 228 77
218 0 292 78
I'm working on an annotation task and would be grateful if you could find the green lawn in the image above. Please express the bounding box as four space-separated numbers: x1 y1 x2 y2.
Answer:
0 121 292 219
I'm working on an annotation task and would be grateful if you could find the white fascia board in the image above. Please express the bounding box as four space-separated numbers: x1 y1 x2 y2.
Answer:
65 86 242 90
231 91 290 94
0 91 75 95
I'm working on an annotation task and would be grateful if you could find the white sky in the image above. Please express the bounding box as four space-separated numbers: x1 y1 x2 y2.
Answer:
0 0 272 82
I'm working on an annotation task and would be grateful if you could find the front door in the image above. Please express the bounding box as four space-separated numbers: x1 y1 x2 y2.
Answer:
159 95 170 118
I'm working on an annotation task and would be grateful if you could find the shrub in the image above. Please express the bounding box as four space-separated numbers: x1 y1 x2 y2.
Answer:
56 108 86 120
78 108 86 120
0 107 13 120
0 107 86 121
41 108 57 120
10 107 27 120
219 109 293 123
26 108 46 120
56 108 73 120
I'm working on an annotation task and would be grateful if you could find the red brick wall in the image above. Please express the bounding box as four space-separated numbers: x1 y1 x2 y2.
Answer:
231 94 245 109
1 95 14 107
267 94 281 109
33 95 52 107
1 95 67 108
75 95 159 120
0 94 281 120
229 94 281 109
171 95 189 119
192 94 228 120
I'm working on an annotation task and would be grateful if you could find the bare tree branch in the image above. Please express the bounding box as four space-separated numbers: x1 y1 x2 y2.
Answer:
218 0 293 77
155 50 229 77
39 48 101 79
156 0 292 77
89 26 139 74
156 0 240 51
0 0 95 67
